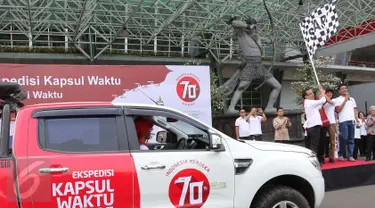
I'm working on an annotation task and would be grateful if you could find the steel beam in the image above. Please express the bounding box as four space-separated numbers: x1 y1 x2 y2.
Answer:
146 0 195 44
93 0 144 61
0 0 374 62
26 0 33 47
72 0 90 43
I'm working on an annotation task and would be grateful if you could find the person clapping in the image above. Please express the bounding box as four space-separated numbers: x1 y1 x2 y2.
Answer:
273 107 292 141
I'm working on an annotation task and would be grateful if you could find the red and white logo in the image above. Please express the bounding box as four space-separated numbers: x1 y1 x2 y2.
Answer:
0 159 50 203
176 76 201 103
168 169 210 208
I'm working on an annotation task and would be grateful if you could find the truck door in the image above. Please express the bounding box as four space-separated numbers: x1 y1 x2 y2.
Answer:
26 107 137 208
125 107 235 208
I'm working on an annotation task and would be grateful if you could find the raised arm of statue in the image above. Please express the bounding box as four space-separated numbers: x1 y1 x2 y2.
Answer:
231 20 249 29
256 35 262 49
260 37 272 44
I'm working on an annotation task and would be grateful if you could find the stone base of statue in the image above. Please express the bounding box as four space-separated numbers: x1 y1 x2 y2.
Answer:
213 109 305 145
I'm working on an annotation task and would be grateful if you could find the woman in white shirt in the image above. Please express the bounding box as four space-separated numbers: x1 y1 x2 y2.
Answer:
359 111 368 157
353 120 362 159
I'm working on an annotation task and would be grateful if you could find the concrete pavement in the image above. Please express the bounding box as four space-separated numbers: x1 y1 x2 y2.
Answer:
321 185 375 208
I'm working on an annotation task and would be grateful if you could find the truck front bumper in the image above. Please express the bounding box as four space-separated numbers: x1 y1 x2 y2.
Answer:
310 175 325 208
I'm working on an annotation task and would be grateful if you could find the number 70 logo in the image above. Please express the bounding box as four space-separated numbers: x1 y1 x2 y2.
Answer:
176 76 201 103
168 169 210 208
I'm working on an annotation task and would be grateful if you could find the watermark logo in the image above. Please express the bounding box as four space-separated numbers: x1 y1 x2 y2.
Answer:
0 158 51 203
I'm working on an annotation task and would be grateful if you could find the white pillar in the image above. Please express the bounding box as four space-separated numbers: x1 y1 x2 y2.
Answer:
125 3 128 53
47 27 51 48
181 14 186 57
28 27 32 48
10 26 13 48
168 33 171 56
229 37 233 59
64 28 68 51
154 2 158 54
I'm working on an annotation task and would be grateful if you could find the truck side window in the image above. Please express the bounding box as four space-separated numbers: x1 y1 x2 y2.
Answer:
39 116 119 152
129 114 210 151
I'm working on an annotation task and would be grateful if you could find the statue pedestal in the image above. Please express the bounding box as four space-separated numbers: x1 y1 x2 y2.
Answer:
213 109 304 143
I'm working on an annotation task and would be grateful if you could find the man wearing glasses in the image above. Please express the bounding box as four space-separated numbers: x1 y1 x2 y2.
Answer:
303 86 327 165
235 109 251 140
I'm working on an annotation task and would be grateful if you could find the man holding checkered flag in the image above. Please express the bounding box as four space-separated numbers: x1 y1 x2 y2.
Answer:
300 0 340 164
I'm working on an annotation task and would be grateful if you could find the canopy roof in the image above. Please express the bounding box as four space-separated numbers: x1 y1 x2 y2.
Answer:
0 0 373 62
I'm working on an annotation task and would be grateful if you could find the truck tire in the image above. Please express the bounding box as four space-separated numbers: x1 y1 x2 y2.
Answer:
252 185 310 208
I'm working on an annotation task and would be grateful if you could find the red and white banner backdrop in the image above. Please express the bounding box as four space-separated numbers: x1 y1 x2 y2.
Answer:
0 64 212 126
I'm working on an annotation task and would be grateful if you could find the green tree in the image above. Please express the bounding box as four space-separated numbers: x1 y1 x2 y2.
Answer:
210 71 227 115
291 57 342 104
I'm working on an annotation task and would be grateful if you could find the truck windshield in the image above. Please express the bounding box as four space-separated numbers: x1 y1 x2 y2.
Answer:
154 116 205 136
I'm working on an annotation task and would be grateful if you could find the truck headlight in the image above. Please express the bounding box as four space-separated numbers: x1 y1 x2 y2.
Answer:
309 156 321 172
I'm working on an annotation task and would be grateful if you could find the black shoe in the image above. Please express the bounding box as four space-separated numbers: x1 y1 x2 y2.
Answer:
329 158 335 163
366 158 371 161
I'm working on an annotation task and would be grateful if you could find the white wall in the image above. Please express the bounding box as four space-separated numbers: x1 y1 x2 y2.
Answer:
317 31 375 57
347 73 375 82
348 82 375 114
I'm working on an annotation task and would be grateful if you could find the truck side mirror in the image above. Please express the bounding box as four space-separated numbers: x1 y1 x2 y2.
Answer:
210 133 225 152
156 131 168 143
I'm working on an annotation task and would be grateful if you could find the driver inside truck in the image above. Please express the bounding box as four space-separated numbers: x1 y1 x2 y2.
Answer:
134 117 154 150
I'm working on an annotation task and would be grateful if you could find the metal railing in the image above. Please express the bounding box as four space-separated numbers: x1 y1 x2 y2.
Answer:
0 28 274 60
348 61 375 68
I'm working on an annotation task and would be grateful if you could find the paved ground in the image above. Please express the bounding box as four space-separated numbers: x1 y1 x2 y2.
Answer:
321 185 375 208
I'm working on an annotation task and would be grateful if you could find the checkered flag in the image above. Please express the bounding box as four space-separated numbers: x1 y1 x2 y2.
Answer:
300 0 339 56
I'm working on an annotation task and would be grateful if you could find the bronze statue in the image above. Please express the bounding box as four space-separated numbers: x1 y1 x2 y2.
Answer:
220 17 281 114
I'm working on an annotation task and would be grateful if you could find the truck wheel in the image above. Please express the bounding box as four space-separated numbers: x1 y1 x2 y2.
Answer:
252 185 310 208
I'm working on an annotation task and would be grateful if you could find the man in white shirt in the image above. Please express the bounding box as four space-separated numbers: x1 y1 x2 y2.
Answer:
248 106 267 141
333 84 359 162
322 89 337 163
235 109 251 140
303 86 326 165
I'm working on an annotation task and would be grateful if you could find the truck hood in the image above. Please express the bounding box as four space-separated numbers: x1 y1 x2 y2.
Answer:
244 141 312 155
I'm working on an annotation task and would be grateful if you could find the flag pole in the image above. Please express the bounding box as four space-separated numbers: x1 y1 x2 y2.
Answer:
300 26 321 86
306 49 321 86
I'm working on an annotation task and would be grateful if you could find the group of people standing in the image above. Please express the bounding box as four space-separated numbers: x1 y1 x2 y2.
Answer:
354 110 375 160
235 107 267 141
234 83 375 166
235 106 292 141
303 84 375 165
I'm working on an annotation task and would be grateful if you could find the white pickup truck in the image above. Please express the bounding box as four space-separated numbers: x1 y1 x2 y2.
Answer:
0 82 324 208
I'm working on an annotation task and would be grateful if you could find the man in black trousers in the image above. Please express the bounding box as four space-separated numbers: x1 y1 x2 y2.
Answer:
303 86 327 165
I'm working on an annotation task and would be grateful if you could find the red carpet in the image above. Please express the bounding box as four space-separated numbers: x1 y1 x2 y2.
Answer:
321 158 374 170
